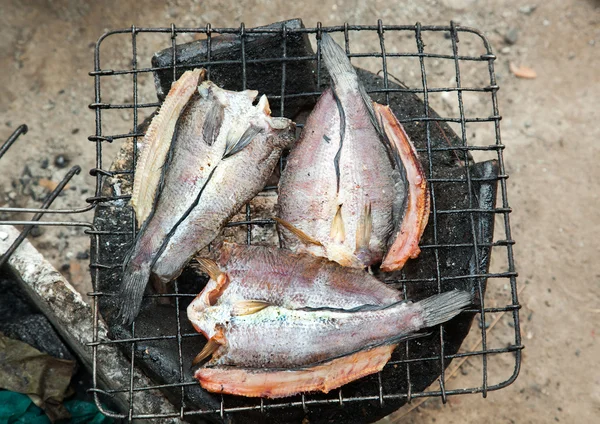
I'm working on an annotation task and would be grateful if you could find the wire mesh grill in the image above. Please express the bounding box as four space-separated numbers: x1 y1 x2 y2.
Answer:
0 20 522 422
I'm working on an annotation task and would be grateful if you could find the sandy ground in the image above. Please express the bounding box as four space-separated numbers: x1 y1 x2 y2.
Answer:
1 0 599 423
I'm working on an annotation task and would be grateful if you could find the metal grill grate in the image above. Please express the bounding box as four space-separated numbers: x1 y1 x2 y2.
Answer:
0 20 522 422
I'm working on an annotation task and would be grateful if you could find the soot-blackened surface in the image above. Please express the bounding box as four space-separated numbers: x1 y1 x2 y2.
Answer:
92 27 498 423
152 19 317 119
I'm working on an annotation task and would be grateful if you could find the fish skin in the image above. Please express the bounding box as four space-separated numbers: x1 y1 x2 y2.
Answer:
118 75 295 325
190 284 471 397
195 290 471 369
187 244 471 397
131 69 205 226
187 242 403 338
195 344 395 398
376 104 431 271
277 33 428 271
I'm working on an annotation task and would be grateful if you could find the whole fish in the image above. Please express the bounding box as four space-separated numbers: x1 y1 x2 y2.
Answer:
187 243 471 398
118 70 295 324
188 242 403 334
277 33 429 271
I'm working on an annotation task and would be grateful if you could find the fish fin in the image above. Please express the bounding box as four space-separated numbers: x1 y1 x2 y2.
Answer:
232 300 271 316
417 290 473 328
273 217 323 247
117 259 152 325
194 257 230 306
201 101 224 146
193 257 224 282
355 200 372 253
320 33 382 137
320 33 358 90
330 204 346 244
223 125 263 159
256 94 271 115
192 338 221 366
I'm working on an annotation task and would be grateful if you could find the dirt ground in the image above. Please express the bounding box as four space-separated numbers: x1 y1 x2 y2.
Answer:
1 0 599 423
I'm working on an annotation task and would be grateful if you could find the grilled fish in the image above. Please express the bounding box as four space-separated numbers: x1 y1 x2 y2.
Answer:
277 33 429 271
118 71 295 324
188 242 403 327
187 243 471 398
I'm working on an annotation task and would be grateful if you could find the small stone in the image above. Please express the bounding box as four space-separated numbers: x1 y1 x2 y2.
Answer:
543 19 550 26
568 52 576 60
54 154 70 169
29 226 43 238
71 128 80 134
501 46 511 54
440 0 476 10
575 349 580 356
40 158 49 169
0 231 8 241
589 39 596 46
76 250 90 260
43 100 56 111
61 263 71 271
524 121 532 128
504 28 519 45
519 5 537 15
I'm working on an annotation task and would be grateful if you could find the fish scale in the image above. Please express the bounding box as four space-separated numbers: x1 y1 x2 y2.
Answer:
277 35 404 269
117 72 295 325
187 243 472 398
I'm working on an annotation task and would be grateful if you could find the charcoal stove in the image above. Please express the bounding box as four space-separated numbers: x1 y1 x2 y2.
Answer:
0 19 522 424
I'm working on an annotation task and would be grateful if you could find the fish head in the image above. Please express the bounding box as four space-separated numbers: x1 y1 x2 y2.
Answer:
187 290 231 340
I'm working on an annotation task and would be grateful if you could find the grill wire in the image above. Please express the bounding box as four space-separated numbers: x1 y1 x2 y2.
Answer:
0 20 523 422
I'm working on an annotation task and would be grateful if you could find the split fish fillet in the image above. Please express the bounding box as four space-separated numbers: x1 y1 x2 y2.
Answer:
118 70 295 324
277 33 430 271
187 243 471 398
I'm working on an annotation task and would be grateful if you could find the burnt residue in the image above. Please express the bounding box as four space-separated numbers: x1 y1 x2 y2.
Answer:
152 19 317 119
92 39 498 424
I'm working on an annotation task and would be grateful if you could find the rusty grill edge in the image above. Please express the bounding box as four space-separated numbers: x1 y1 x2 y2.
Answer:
0 20 522 422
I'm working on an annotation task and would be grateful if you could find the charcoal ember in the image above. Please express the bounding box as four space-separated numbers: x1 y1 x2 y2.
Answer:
0 270 75 363
152 19 317 119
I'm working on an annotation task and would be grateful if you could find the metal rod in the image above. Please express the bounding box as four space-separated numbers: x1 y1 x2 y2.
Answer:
0 165 81 268
0 124 28 160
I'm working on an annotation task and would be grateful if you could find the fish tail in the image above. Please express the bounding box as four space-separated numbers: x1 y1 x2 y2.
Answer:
416 290 473 328
320 33 359 88
320 33 382 135
118 252 152 325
